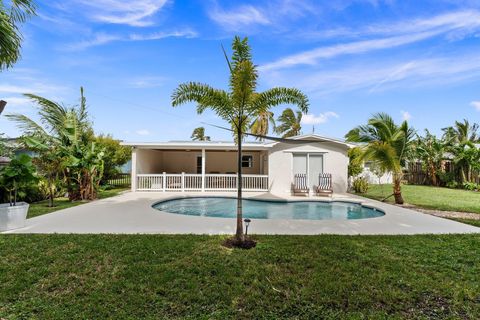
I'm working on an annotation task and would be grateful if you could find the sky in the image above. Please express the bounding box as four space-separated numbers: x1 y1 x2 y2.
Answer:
1 0 480 142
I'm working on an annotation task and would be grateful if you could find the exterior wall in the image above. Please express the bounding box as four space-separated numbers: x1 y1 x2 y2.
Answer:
136 149 163 174
361 167 393 184
205 151 260 174
135 149 262 175
267 142 349 194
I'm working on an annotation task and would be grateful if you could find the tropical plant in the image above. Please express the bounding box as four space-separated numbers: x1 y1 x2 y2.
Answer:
275 108 303 138
345 113 415 204
413 130 447 186
7 87 105 201
190 127 210 141
347 147 364 178
443 119 479 144
171 36 309 243
95 134 131 183
443 119 480 183
250 110 275 141
352 177 369 193
0 153 37 206
0 0 37 70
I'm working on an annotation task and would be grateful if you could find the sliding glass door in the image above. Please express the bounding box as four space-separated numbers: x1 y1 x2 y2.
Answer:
292 153 324 189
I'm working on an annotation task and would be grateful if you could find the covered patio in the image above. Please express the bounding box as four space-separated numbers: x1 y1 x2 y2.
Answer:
127 141 270 192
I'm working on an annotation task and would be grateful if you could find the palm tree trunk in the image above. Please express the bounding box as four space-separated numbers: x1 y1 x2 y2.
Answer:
393 172 404 204
236 124 244 242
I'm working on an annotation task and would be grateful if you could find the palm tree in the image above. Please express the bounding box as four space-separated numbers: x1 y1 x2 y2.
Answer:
414 130 447 186
443 119 479 144
250 111 275 141
171 36 309 243
7 87 105 202
275 108 303 138
0 0 36 70
345 113 415 204
191 127 210 141
442 119 480 182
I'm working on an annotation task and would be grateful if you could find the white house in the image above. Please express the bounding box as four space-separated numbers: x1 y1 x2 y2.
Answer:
122 134 351 195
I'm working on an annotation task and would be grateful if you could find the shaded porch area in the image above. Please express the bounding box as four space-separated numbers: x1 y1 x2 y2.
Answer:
132 148 269 192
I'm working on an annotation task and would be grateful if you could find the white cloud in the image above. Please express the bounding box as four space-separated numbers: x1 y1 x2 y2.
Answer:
0 83 66 95
208 4 270 30
261 10 480 71
400 110 412 121
65 29 197 50
301 112 339 125
128 76 166 88
261 53 480 96
136 129 150 136
74 0 169 27
470 101 480 111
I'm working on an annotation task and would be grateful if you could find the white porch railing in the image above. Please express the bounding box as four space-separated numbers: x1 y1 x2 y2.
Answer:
136 173 268 192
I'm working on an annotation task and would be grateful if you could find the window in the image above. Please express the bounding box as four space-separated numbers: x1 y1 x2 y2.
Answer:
242 155 253 168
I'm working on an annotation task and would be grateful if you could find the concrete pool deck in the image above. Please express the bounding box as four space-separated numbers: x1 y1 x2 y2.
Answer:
5 191 480 235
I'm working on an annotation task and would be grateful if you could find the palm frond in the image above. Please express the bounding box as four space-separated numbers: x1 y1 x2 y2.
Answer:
171 82 233 122
252 87 309 117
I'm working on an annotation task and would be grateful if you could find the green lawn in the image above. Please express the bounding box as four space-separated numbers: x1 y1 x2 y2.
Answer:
359 184 480 214
0 234 479 319
27 187 128 219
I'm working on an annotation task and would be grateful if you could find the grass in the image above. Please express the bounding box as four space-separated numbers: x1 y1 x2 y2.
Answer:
0 234 479 319
27 187 128 219
359 184 480 214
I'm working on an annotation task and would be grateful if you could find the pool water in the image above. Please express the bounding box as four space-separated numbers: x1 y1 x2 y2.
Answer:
153 197 384 220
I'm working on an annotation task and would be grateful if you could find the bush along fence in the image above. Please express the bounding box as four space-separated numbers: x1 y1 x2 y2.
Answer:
107 173 131 187
404 161 480 188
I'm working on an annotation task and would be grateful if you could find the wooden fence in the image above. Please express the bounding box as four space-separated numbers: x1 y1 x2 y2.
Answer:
404 162 480 185
107 173 131 187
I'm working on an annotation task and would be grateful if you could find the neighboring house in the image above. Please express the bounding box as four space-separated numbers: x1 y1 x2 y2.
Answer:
361 161 393 184
121 134 351 195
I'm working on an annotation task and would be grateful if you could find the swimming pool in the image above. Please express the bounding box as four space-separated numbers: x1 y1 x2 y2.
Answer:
152 197 384 220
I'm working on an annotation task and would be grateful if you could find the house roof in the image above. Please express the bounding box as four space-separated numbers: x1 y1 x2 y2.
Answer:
121 134 353 150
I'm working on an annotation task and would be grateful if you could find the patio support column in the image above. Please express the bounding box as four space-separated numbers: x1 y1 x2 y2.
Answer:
201 148 206 192
131 148 137 192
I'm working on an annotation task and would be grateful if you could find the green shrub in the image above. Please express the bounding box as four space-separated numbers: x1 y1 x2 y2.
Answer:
463 182 479 191
446 181 459 189
353 177 369 193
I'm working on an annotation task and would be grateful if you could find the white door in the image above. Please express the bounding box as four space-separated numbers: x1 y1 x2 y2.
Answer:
308 154 324 190
292 153 324 189
292 154 307 176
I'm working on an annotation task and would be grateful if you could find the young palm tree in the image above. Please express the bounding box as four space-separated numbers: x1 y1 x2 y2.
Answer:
250 111 275 141
275 108 303 138
191 127 210 141
345 113 415 204
171 36 309 243
0 0 36 70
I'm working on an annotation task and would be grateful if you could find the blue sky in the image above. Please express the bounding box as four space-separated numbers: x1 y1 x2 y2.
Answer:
1 0 480 141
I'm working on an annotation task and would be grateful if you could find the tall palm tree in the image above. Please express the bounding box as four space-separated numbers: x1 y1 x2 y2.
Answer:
250 111 275 141
0 0 36 70
275 108 303 138
171 36 309 243
414 130 447 186
191 127 210 141
345 113 415 204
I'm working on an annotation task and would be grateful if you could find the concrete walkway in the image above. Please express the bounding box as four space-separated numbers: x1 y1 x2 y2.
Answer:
6 192 480 235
